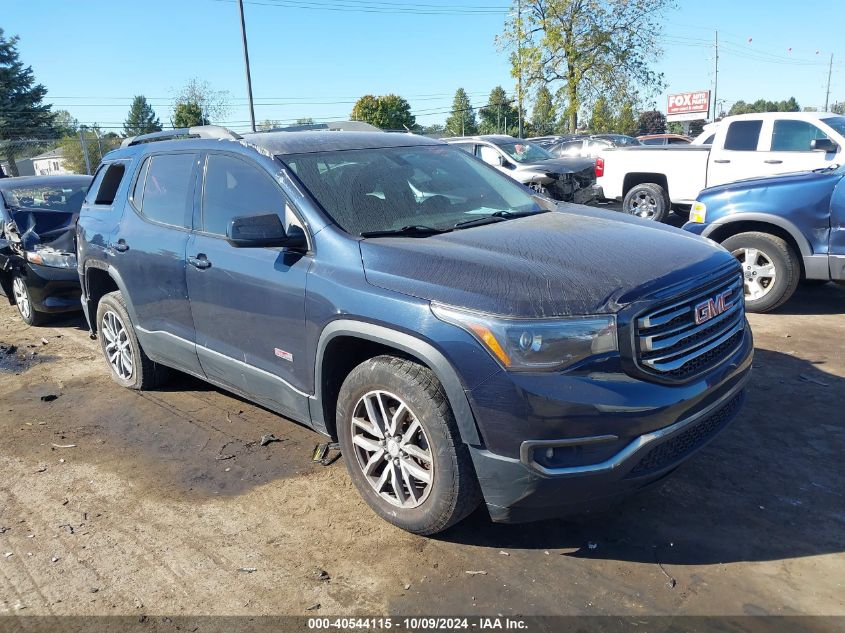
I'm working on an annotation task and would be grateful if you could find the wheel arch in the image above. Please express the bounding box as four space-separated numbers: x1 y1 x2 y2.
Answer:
622 173 669 198
83 263 136 334
311 320 481 447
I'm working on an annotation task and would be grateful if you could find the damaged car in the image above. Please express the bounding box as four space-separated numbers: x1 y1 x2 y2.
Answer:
0 175 91 325
445 135 598 203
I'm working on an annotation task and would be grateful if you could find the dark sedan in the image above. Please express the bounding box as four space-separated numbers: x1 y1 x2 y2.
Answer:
0 174 91 325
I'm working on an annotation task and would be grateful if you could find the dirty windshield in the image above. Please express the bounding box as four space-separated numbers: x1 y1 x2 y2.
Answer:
281 144 541 235
1 183 89 213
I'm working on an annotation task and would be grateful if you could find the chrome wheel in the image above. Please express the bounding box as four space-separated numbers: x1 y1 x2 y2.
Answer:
12 277 31 321
350 390 434 509
101 310 134 380
630 191 657 219
739 248 777 301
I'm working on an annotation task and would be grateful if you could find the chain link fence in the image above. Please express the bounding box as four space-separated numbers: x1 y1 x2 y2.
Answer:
1 133 126 178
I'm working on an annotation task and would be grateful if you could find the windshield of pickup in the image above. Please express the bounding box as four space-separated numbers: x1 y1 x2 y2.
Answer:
0 183 89 213
281 145 542 235
496 141 554 163
822 116 845 138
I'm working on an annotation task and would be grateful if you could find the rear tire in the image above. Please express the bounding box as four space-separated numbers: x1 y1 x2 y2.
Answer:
96 291 168 389
336 355 481 535
721 232 801 313
623 183 670 223
11 276 46 326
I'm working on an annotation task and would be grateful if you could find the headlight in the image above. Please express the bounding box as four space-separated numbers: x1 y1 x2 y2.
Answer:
431 304 617 371
690 201 707 223
26 249 77 268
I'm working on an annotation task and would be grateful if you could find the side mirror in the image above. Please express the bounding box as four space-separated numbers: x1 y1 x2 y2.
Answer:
811 138 839 153
226 213 307 250
500 157 515 169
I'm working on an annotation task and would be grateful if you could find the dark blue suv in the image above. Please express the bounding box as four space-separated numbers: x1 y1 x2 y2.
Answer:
77 126 753 534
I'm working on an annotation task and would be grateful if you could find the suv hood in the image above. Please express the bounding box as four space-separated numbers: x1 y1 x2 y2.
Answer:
360 207 734 318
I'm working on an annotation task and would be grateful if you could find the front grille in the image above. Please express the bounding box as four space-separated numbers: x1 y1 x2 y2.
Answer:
634 273 745 382
627 391 743 477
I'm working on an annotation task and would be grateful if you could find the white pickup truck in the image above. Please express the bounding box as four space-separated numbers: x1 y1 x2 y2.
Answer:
596 111 845 222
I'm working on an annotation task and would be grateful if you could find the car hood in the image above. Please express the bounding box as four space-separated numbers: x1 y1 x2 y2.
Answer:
517 157 595 174
360 207 734 318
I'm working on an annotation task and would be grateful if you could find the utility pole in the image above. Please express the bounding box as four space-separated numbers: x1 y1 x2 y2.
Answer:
238 0 257 132
825 53 834 111
78 127 91 175
712 29 719 121
517 0 523 138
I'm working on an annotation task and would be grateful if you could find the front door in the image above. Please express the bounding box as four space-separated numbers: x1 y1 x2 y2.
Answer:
761 118 839 175
185 152 312 420
707 118 766 187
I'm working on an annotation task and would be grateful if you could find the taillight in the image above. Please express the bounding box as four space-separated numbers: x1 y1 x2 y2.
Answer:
595 157 604 178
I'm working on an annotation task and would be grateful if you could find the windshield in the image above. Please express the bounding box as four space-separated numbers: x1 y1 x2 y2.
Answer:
496 141 554 163
1 183 89 213
822 116 845 138
281 145 542 235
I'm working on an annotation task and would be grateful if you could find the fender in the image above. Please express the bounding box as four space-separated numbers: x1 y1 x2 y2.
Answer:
701 212 813 256
310 319 482 446
81 260 140 333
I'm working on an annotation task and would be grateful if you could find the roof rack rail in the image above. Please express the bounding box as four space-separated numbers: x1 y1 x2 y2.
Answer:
121 125 242 148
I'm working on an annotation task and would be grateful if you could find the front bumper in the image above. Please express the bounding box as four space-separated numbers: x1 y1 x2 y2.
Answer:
20 262 81 313
465 322 753 523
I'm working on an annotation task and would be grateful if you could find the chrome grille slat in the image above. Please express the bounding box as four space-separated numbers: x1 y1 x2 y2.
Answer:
641 300 743 352
634 273 745 382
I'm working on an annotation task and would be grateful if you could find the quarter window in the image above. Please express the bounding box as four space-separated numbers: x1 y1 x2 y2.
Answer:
724 120 763 151
478 145 501 166
771 120 829 151
137 153 195 228
202 154 287 236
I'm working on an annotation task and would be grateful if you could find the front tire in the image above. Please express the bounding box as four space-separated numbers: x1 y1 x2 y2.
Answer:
336 355 481 535
722 232 801 313
96 291 167 389
623 183 670 222
11 276 46 326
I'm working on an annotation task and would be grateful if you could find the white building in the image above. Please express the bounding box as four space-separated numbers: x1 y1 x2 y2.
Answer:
31 148 72 175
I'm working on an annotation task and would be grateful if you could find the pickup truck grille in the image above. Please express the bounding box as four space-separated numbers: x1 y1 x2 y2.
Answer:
634 273 745 382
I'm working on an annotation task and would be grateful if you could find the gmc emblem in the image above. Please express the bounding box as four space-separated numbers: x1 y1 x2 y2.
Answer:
694 290 734 325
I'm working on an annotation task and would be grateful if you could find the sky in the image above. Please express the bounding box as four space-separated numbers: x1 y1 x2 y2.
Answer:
2 0 843 135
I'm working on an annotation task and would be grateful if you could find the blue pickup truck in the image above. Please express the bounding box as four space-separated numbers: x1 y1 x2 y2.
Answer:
684 164 845 312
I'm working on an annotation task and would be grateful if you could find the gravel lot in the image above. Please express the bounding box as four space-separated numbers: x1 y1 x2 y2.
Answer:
1 283 844 617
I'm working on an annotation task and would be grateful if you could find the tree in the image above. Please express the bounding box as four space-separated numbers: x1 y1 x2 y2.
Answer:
258 119 282 131
421 122 446 137
728 97 801 116
637 110 666 135
350 94 416 130
479 86 519 135
616 101 637 136
53 110 79 137
588 96 614 133
500 0 672 133
445 88 478 137
0 29 57 176
58 127 120 174
124 96 161 136
666 121 684 134
530 85 556 136
172 78 230 126
832 102 845 115
173 102 207 128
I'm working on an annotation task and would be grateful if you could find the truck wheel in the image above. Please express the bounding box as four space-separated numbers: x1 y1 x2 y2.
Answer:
336 355 481 535
12 276 46 326
623 183 670 222
722 232 801 313
96 291 168 389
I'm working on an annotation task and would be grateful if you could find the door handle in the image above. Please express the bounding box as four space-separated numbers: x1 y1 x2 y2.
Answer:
188 254 211 270
764 159 783 164
713 159 731 164
110 239 129 253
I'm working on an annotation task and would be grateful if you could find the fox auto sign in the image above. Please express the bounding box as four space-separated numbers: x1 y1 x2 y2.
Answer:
666 90 710 119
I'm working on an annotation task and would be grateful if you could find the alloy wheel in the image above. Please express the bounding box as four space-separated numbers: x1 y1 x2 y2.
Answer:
12 278 31 321
101 310 134 380
350 390 434 509
630 191 657 219
739 248 777 300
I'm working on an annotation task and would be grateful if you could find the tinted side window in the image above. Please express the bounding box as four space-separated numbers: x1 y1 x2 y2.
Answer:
202 154 285 236
84 166 108 206
771 120 829 151
95 163 126 205
131 157 149 206
641 138 663 145
138 154 195 228
724 120 763 151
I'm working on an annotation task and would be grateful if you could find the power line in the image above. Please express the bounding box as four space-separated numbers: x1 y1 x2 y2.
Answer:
209 0 509 15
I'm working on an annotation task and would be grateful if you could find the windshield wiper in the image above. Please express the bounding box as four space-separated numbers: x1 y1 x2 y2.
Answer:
360 225 449 238
453 209 543 230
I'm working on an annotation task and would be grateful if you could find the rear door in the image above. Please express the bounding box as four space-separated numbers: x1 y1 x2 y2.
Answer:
185 151 312 419
707 118 765 187
760 119 838 174
115 151 202 375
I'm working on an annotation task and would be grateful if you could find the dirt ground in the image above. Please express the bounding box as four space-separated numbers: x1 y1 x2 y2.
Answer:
0 283 844 618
